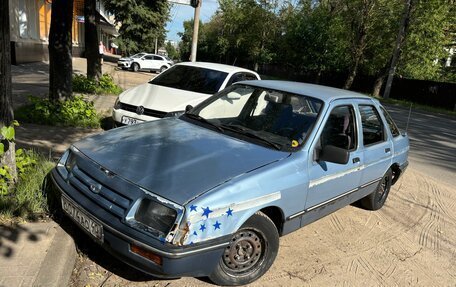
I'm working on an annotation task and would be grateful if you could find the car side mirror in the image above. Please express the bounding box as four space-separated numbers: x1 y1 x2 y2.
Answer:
185 105 193 113
318 145 349 164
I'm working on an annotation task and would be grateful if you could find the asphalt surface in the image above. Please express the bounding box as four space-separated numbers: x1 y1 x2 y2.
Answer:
384 104 456 186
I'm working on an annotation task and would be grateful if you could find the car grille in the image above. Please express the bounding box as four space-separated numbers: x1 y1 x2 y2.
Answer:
67 159 141 219
119 102 167 118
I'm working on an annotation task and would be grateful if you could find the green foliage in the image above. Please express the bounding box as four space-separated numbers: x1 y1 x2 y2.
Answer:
398 1 454 81
15 96 101 128
73 74 122 95
165 41 179 60
0 150 55 220
103 0 170 55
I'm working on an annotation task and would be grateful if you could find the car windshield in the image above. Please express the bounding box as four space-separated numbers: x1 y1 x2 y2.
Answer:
131 53 145 58
150 65 228 94
185 84 323 151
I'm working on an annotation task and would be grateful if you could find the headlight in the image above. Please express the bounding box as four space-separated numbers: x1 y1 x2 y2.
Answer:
134 198 177 234
114 97 121 109
164 110 184 118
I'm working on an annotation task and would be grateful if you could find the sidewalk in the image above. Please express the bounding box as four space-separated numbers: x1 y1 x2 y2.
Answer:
1 57 147 287
0 222 76 287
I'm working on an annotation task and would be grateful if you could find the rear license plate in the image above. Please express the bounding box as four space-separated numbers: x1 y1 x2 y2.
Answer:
121 116 144 125
61 196 104 242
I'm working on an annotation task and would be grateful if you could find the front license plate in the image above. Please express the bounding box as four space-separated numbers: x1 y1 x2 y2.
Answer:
121 116 144 125
61 196 104 242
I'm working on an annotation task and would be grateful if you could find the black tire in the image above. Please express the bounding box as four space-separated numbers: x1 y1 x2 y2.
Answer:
159 66 167 73
209 212 279 286
360 168 393 210
132 63 139 72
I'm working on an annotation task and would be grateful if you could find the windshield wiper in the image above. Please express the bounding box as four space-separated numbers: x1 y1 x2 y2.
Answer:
185 113 224 132
221 124 282 151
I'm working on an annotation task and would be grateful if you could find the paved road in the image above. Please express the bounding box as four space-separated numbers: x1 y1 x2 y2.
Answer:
385 104 456 186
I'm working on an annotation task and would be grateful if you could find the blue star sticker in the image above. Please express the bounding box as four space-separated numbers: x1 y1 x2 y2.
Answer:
202 206 213 219
213 221 221 230
226 208 233 217
199 224 206 232
193 231 198 236
190 205 197 212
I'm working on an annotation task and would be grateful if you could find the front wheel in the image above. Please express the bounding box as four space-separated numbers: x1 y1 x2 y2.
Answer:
131 63 139 72
360 168 393 210
159 66 167 73
209 212 279 286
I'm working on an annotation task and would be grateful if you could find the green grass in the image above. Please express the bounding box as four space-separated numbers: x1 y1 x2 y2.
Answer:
15 95 101 128
73 73 123 95
0 151 55 222
377 97 456 117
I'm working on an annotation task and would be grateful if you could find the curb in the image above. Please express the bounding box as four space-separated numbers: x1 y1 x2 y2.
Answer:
33 224 76 287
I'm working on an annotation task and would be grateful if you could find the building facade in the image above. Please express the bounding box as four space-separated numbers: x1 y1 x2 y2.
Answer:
9 0 117 64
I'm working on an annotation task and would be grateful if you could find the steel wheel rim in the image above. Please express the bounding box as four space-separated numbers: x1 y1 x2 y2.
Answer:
222 229 266 275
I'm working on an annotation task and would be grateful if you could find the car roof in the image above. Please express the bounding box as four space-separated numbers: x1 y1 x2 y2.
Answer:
175 62 258 74
237 80 373 103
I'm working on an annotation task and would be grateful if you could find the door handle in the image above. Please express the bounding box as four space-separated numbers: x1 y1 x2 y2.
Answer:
385 148 391 153
353 157 360 164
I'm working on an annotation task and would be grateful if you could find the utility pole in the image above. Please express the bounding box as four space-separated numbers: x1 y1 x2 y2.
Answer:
190 0 201 62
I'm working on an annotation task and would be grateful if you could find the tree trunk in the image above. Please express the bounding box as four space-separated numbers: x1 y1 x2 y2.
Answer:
0 0 16 180
383 0 413 99
85 0 101 80
372 74 386 97
49 0 74 102
343 50 362 89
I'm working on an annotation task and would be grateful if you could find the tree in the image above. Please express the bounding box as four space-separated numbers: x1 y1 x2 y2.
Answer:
0 0 16 180
103 0 170 55
85 0 102 80
165 41 179 60
342 0 377 89
397 0 453 81
49 0 74 101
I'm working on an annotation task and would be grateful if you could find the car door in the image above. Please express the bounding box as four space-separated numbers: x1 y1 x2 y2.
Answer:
152 55 164 70
305 101 363 220
357 103 393 193
142 55 154 69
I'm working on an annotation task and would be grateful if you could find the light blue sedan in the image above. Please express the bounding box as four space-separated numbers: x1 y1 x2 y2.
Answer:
51 80 409 285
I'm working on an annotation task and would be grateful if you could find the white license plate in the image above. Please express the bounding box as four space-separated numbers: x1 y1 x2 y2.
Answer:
121 116 144 125
61 196 104 242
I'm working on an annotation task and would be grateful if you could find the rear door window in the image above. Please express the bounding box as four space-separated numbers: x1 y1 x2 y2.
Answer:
380 107 400 137
359 105 385 146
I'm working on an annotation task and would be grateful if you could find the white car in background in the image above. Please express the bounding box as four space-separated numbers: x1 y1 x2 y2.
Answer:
112 62 261 126
117 53 174 73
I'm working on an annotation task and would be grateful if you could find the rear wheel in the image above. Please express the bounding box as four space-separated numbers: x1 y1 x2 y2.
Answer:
159 66 167 73
131 63 139 72
360 168 393 210
209 212 279 286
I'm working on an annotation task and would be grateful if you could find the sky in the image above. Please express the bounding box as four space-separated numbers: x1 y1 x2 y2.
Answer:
166 0 220 42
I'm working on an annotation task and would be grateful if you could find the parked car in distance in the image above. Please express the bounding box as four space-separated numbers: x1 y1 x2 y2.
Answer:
117 53 174 73
112 62 260 126
51 81 409 285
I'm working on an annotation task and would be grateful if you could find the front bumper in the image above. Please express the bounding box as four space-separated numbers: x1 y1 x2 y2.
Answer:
112 108 162 127
50 168 228 277
117 62 131 68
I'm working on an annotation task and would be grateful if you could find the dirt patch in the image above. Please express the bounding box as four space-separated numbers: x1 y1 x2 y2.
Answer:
68 167 456 286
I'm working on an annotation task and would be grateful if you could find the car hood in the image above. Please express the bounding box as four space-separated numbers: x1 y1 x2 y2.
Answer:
119 83 210 113
73 118 289 205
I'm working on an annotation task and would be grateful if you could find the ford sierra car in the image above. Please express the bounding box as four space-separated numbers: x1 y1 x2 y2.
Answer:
51 81 409 285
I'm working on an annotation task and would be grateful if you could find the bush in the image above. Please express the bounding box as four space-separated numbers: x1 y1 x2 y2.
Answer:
0 150 55 220
73 73 122 95
15 95 101 128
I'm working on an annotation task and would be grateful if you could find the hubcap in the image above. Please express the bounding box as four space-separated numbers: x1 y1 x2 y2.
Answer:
222 230 264 274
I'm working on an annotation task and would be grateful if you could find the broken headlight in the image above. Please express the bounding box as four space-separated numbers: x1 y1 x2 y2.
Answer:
134 198 177 235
